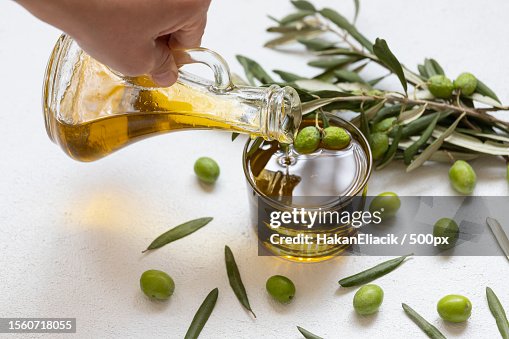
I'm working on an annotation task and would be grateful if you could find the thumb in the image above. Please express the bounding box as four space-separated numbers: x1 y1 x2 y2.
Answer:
149 38 179 87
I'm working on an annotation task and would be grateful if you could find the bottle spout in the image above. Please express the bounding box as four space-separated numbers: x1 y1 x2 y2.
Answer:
265 86 302 143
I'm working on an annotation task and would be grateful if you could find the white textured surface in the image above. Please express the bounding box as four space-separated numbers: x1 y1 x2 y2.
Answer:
1 0 509 338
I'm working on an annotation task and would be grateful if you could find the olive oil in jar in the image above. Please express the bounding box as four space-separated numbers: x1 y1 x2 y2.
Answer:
243 116 372 261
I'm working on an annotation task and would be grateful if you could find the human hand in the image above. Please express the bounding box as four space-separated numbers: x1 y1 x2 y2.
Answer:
17 0 211 86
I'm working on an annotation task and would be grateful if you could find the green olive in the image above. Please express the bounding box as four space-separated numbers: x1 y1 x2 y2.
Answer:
370 132 389 160
194 157 220 184
454 72 477 96
266 275 296 303
428 75 454 99
449 160 476 195
294 126 321 154
373 117 397 134
433 218 459 250
322 126 351 150
437 294 472 323
369 192 401 219
140 269 175 301
353 284 384 315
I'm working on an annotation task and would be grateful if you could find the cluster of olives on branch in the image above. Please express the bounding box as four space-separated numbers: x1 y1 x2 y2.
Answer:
293 125 352 154
427 72 477 99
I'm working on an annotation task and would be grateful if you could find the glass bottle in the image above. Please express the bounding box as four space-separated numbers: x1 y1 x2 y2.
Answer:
43 34 302 161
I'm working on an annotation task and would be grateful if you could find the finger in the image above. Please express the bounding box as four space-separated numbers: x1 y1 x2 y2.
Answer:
150 38 179 87
169 14 207 49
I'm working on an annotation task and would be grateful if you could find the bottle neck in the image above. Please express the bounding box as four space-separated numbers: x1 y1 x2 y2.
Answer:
173 77 303 144
262 85 302 143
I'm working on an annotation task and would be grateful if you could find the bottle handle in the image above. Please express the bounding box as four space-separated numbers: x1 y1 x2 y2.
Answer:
113 48 233 92
173 48 233 92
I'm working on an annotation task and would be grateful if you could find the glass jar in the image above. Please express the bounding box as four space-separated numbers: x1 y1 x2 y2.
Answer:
43 34 302 161
243 114 372 262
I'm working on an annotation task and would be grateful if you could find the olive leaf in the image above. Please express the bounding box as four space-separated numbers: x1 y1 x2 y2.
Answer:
429 150 480 163
291 0 316 12
308 56 360 69
475 79 501 103
319 8 373 52
402 303 447 339
352 61 370 73
429 58 445 75
338 254 413 287
294 79 346 92
368 74 389 86
496 122 509 135
231 72 249 86
301 97 344 114
279 11 314 25
225 245 256 318
274 70 306 82
403 114 440 165
297 78 370 93
402 65 425 85
431 127 509 156
455 129 509 143
297 326 324 339
399 111 451 139
411 89 434 100
300 93 356 114
267 15 281 24
422 58 444 77
486 287 509 339
373 104 402 124
469 93 507 109
351 100 386 126
298 38 336 51
373 38 407 93
423 59 436 77
265 28 323 48
353 0 360 22
236 55 275 85
319 110 330 128
335 82 372 92
293 87 319 101
418 64 428 79
313 68 337 82
246 137 264 158
316 48 376 60
359 109 371 143
184 288 218 339
142 217 213 253
334 69 364 83
267 25 304 33
406 112 466 172
398 104 427 124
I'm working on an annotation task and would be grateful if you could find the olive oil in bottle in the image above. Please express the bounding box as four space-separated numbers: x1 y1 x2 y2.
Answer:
43 35 301 161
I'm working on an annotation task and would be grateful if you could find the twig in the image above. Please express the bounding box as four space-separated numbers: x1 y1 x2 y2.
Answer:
318 94 509 128
326 26 363 53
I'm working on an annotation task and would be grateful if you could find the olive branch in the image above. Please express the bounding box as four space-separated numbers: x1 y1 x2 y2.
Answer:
235 0 509 172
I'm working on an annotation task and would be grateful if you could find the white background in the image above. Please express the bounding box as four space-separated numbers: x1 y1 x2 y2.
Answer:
1 0 509 338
